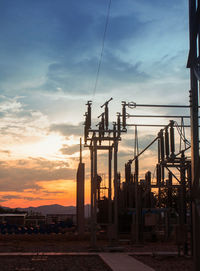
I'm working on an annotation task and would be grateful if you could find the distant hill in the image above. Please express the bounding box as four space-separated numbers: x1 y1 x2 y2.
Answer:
16 204 91 217
0 204 90 217
16 204 75 215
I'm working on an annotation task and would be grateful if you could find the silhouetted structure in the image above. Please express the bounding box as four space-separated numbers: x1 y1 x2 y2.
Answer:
81 3 200 267
0 214 26 226
76 138 85 235
84 98 127 246
83 99 195 252
187 1 200 269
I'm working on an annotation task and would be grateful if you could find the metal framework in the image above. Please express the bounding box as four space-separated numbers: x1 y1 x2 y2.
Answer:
81 1 200 268
120 103 192 248
84 98 127 246
83 99 194 249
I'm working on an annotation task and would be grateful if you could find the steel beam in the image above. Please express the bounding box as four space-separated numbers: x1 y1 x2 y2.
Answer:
126 124 196 127
127 114 194 118
134 104 191 108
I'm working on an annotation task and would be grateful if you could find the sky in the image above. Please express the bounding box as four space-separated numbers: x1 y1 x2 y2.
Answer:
0 0 191 208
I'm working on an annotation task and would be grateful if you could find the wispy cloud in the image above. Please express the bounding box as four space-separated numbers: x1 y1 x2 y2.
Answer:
50 123 83 137
0 158 75 192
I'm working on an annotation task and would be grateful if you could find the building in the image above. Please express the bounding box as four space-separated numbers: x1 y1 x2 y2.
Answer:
25 215 46 226
46 214 76 225
0 214 27 226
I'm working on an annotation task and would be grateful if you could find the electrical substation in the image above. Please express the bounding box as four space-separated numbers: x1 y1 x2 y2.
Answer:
82 99 193 250
3 1 200 271
76 1 200 270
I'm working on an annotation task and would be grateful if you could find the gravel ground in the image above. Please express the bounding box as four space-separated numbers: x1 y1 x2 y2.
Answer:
0 235 179 253
133 255 194 271
0 255 112 271
0 235 193 271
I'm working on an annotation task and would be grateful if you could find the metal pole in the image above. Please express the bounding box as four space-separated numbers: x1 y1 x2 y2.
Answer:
180 153 187 226
80 138 82 163
127 114 193 118
130 136 159 164
134 104 191 108
108 148 112 225
114 139 118 241
188 0 200 268
187 163 193 256
167 172 173 209
126 124 195 127
180 152 188 255
135 157 139 243
90 146 95 247
93 139 97 247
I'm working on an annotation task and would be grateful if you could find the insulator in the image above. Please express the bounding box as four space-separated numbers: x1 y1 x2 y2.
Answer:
122 104 126 130
84 112 90 144
128 102 136 109
97 114 105 142
135 157 138 176
113 123 116 138
101 98 113 130
86 101 92 128
145 171 151 186
170 121 175 157
101 114 105 134
105 105 109 130
165 127 170 158
125 163 131 183
161 165 165 182
98 124 102 145
158 138 161 162
159 130 164 161
156 164 161 186
117 114 121 137
84 124 88 144
189 90 192 105
99 117 104 145
87 103 91 128
85 114 90 131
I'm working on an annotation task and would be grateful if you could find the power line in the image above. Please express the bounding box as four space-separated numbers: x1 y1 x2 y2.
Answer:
93 0 112 97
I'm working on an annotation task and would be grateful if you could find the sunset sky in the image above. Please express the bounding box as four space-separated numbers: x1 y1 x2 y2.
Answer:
0 0 191 208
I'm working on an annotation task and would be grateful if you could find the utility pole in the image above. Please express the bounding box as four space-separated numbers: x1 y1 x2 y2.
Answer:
113 138 118 241
93 139 98 247
76 138 85 235
90 145 96 247
108 147 112 224
187 0 200 269
135 157 139 243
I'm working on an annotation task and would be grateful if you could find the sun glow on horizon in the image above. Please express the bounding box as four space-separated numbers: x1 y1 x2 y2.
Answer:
9 134 67 160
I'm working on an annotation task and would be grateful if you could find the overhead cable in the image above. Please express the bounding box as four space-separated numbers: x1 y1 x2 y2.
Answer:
93 0 112 97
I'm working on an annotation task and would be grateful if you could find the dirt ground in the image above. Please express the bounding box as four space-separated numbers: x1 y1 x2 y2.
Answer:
0 234 179 253
0 234 194 271
0 255 112 271
133 255 194 271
